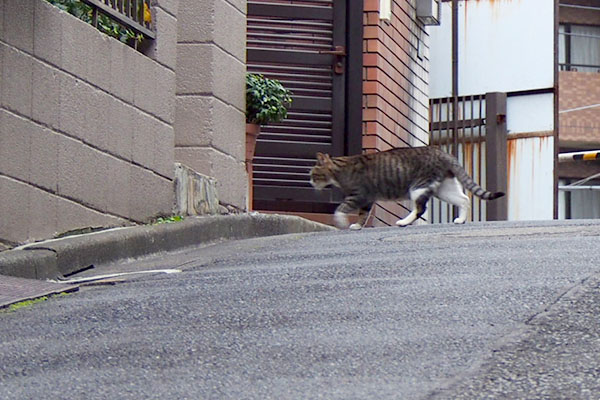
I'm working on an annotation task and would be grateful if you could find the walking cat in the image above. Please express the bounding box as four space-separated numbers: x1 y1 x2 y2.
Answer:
310 146 505 229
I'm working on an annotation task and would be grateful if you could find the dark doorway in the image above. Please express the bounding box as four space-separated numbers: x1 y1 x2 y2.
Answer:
247 0 363 213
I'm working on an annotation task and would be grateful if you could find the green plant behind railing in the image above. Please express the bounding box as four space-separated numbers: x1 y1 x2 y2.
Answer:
46 0 144 45
246 73 293 125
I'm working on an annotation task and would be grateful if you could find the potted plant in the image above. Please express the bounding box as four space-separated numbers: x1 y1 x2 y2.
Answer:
245 73 292 208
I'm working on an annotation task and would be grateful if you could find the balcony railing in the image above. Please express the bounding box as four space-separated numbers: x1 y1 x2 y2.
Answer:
81 0 155 40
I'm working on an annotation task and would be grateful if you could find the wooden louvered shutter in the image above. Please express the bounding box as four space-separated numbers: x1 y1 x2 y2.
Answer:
247 0 348 213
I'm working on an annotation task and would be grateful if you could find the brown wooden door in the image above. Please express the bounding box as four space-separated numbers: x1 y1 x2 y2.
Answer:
247 0 361 214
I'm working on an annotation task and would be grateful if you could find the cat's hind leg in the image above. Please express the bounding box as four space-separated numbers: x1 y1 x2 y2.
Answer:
396 188 431 227
349 205 373 230
435 177 470 224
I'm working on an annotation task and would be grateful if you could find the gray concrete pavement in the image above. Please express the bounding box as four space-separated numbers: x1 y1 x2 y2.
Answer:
0 213 334 280
1 219 600 399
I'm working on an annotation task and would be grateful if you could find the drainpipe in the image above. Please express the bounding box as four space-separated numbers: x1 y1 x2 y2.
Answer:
451 0 458 158
452 0 459 220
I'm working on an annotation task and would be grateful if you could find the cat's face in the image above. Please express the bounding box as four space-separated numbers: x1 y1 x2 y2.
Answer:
310 152 336 189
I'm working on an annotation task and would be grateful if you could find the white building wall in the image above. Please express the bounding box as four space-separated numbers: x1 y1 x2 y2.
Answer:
428 0 556 221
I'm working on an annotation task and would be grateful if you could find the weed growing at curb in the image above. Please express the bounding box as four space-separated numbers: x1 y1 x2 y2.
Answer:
1 293 71 314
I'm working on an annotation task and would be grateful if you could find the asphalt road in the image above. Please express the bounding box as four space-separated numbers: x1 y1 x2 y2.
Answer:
1 220 600 399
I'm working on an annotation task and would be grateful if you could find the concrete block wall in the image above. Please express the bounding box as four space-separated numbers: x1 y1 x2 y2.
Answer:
174 0 247 210
362 0 429 227
0 0 177 245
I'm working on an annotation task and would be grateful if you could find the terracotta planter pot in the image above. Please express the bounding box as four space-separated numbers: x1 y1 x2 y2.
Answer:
245 123 260 210
245 123 260 165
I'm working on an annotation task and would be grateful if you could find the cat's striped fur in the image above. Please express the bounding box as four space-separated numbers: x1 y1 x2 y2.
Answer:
310 146 505 229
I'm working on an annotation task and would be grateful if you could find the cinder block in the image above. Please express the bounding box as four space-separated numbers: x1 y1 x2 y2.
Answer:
0 45 3 103
28 186 58 241
154 66 175 123
174 146 247 210
143 7 177 70
132 50 156 116
214 0 246 62
153 122 175 179
104 157 131 217
0 0 4 38
128 165 174 221
154 0 179 16
132 111 158 169
174 96 213 146
3 0 34 53
0 176 30 243
209 149 246 209
106 98 134 161
176 0 214 43
212 98 245 160
212 47 245 111
58 74 90 142
87 33 112 92
224 0 245 14
29 125 58 192
85 88 112 152
55 195 127 236
109 43 136 103
175 147 213 178
0 109 31 182
32 59 61 129
176 43 213 95
1 45 33 117
57 135 109 211
60 10 96 80
33 0 63 66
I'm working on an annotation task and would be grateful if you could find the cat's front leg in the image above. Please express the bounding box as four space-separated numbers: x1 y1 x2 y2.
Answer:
349 205 372 230
334 202 355 229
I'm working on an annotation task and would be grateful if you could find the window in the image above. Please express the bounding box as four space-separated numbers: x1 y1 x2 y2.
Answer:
560 23 600 72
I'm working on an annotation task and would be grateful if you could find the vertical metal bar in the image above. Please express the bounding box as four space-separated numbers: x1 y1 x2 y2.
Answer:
451 0 459 222
436 98 442 223
345 0 364 157
473 95 485 221
553 0 560 219
92 6 99 28
469 95 475 221
485 92 508 221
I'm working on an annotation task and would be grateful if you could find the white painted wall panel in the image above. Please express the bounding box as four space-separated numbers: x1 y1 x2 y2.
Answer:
507 137 555 221
507 93 554 135
429 0 555 97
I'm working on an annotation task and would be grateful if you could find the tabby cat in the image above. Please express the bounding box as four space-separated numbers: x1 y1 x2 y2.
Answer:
310 146 505 229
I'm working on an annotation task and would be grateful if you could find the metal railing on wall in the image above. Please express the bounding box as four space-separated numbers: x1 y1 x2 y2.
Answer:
81 0 155 40
428 92 508 223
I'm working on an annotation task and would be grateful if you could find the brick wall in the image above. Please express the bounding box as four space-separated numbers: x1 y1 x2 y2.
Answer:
559 71 600 149
362 0 429 226
0 0 177 244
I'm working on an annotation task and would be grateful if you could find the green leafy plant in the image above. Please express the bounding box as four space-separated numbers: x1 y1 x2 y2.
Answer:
153 215 185 225
45 0 144 45
246 73 293 125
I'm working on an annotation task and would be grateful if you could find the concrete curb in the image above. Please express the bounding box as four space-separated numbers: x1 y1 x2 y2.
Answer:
0 213 335 280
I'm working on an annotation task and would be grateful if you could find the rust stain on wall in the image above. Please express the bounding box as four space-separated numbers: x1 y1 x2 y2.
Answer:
507 138 516 194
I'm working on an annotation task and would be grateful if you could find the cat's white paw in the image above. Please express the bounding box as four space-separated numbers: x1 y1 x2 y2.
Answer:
349 223 363 230
334 211 350 229
395 219 410 227
453 217 466 224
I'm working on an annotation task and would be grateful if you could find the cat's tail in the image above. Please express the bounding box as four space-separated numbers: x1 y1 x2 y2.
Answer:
451 163 505 200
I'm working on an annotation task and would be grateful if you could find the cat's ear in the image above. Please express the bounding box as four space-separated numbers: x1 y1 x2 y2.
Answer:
316 152 327 165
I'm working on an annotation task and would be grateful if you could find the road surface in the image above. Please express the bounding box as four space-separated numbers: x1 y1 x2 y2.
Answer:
1 220 599 399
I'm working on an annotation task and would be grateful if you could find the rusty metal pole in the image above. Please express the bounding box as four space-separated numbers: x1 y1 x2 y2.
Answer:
451 0 458 157
451 0 459 220
485 92 508 221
